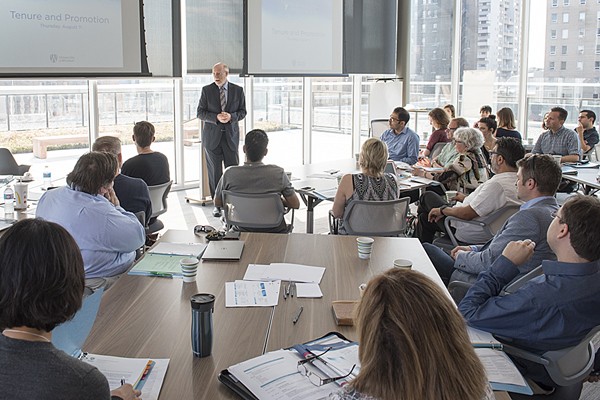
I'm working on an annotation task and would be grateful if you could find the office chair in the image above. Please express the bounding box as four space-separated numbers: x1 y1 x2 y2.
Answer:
329 197 410 236
146 180 172 234
370 119 389 138
429 142 447 160
432 203 520 252
504 325 600 400
0 148 30 176
222 190 294 233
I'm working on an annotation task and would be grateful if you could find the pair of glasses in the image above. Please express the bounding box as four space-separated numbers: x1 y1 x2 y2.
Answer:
550 210 564 224
389 116 399 122
447 127 457 131
296 348 356 387
454 140 465 145
194 225 215 234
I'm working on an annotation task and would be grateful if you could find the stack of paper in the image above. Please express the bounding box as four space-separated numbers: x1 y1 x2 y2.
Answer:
243 263 325 283
225 280 281 307
467 327 532 395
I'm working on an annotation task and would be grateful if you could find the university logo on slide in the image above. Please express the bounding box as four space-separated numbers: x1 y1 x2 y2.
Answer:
50 54 58 63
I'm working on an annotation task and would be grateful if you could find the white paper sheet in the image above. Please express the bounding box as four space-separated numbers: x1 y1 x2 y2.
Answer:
244 263 326 284
295 283 323 298
476 348 529 388
148 242 207 257
225 280 281 307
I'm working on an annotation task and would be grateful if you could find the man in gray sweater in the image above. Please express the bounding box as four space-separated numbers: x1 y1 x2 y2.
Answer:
424 154 561 285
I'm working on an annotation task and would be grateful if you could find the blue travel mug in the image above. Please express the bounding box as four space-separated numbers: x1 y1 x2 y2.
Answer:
190 293 215 357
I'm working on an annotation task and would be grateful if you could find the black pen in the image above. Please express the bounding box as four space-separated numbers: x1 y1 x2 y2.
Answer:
283 281 288 300
291 282 295 298
292 306 303 324
120 378 126 386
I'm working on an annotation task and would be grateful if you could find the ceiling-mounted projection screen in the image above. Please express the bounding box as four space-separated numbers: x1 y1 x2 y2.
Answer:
246 0 343 76
0 0 149 77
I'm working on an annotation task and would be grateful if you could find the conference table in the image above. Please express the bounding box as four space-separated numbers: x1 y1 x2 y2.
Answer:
288 158 431 233
83 229 508 400
562 167 600 195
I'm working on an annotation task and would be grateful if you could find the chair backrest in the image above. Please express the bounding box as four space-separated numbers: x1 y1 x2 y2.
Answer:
370 119 389 138
0 148 30 176
429 142 447 160
343 197 410 236
222 190 285 230
148 180 172 219
482 202 521 236
584 144 599 162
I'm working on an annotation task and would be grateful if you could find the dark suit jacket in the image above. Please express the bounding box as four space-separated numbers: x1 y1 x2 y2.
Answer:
196 82 247 152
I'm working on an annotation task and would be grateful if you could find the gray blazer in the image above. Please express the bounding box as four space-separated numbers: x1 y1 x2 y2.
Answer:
197 81 247 152
451 196 559 284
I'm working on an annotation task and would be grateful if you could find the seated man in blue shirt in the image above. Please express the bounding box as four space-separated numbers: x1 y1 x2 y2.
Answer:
459 195 600 391
36 152 146 291
380 107 420 165
424 154 561 285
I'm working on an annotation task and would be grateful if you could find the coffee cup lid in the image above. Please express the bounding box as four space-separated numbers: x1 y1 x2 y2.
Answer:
191 293 215 310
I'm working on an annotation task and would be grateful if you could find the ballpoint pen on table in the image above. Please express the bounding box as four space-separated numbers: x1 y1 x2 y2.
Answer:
291 282 296 297
283 281 289 300
150 271 173 279
120 378 126 386
292 306 303 324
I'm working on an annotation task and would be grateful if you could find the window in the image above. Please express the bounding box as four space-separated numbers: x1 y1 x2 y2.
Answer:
550 61 556 70
563 0 570 5
561 61 567 70
562 29 569 39
579 12 585 22
551 29 557 39
562 45 568 55
579 28 585 37
595 61 600 70
563 13 569 23
551 13 558 23
578 45 584 54
550 45 556 55
577 61 584 70
552 0 558 5
596 44 600 54
580 0 586 4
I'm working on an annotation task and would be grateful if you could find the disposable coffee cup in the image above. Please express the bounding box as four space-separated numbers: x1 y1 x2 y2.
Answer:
393 259 413 269
14 182 28 210
358 283 367 297
445 190 458 203
181 257 199 283
356 237 374 259
527 138 534 145
552 155 562 165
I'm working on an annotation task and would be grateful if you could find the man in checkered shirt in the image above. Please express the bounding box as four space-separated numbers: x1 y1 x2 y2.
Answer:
531 106 580 163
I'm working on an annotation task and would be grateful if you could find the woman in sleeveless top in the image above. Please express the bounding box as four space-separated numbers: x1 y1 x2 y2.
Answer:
332 138 399 234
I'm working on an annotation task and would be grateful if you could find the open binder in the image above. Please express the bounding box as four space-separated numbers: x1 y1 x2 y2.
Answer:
219 332 358 400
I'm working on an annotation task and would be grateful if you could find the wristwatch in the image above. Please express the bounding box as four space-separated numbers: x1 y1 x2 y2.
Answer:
439 205 450 216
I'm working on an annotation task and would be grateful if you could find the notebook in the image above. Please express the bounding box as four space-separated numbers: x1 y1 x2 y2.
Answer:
202 240 245 261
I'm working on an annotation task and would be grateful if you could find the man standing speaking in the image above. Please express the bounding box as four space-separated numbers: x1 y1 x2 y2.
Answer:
197 62 247 217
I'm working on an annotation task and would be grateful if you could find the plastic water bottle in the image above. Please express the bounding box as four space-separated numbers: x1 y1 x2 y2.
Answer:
4 186 14 215
43 166 52 189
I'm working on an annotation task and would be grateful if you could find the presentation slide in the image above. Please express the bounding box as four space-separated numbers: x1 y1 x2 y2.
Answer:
0 0 144 75
247 0 343 75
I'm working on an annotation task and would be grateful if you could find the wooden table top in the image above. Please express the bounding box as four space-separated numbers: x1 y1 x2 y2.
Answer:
83 230 505 399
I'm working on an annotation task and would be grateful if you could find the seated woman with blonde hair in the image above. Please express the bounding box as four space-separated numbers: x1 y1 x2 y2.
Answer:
331 138 399 234
330 268 493 400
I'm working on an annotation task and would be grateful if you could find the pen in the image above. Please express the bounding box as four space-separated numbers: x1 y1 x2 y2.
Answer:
291 282 296 298
292 306 303 324
150 271 173 279
120 378 126 386
283 281 288 300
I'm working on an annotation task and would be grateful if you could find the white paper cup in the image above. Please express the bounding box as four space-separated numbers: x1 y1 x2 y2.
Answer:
356 237 374 259
527 138 534 145
445 190 458 203
358 283 367 297
181 257 199 283
552 155 562 165
14 182 28 210
393 259 413 269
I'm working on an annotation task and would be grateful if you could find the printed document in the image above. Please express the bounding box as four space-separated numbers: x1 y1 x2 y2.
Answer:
225 280 280 307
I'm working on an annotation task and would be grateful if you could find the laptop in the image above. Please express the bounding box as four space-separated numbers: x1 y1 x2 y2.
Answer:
384 160 397 175
202 240 245 261
0 218 16 232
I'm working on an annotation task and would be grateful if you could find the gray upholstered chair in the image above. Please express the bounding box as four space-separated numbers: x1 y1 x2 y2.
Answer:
222 190 294 233
329 197 410 237
0 148 30 176
146 180 172 234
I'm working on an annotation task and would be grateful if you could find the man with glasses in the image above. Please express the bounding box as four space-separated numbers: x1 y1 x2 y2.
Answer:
423 154 561 285
459 195 600 393
380 107 420 165
416 137 525 244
